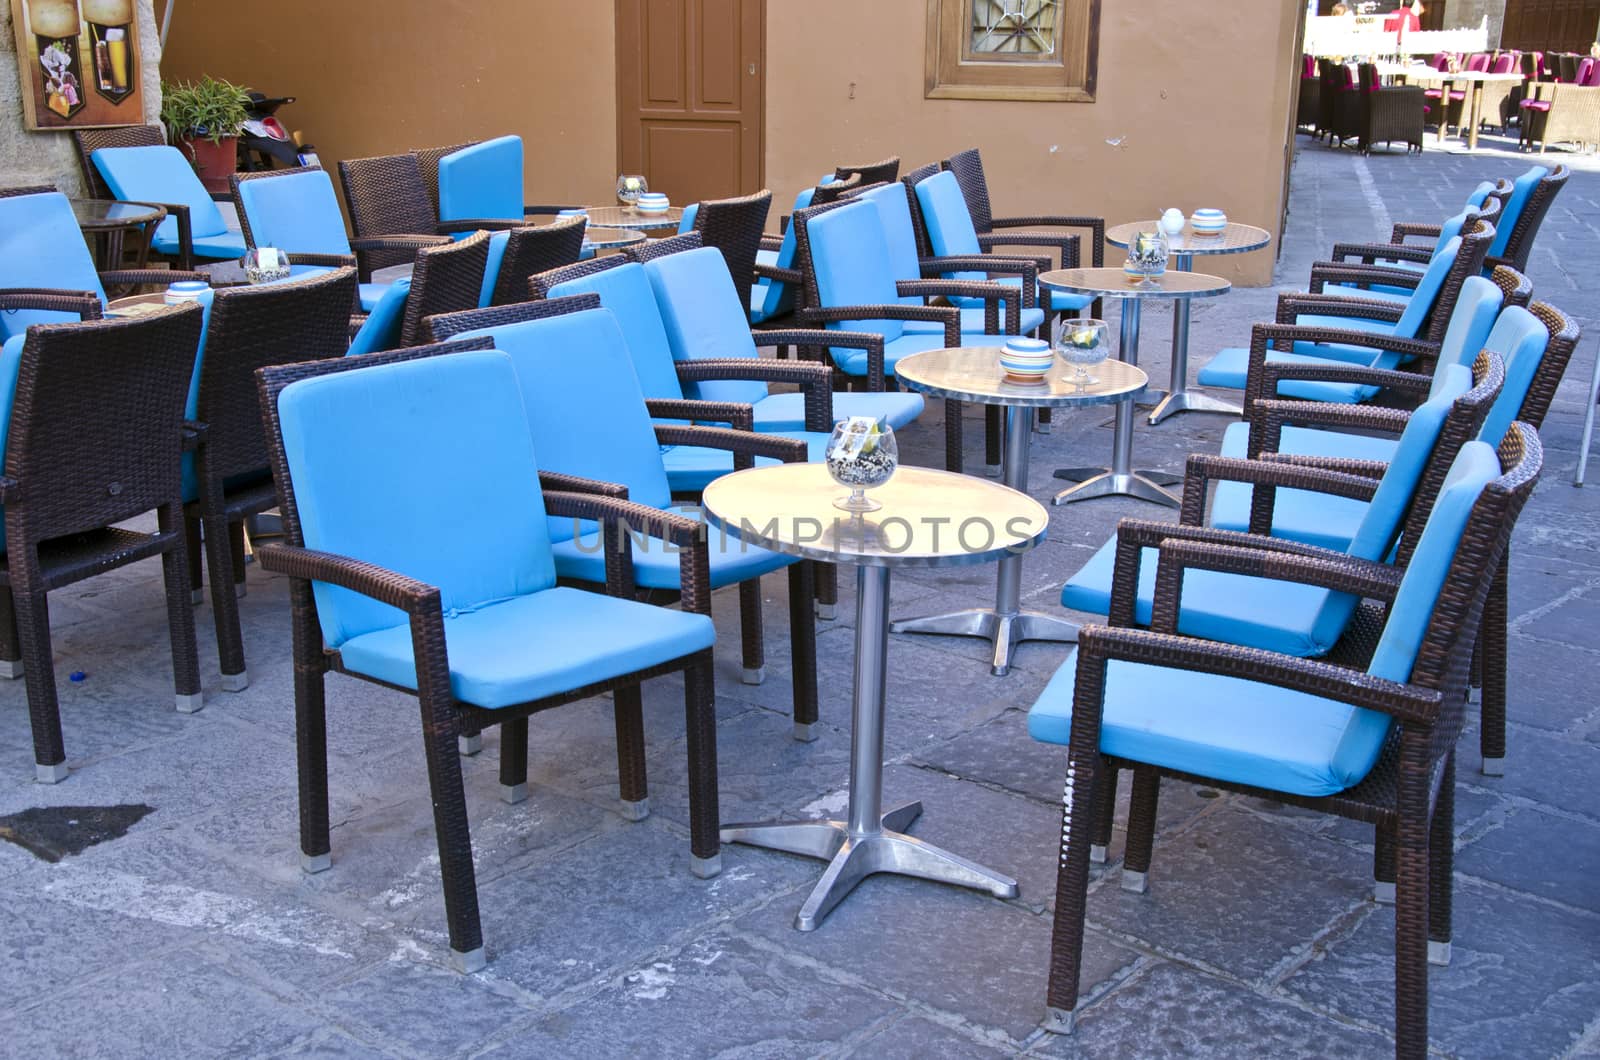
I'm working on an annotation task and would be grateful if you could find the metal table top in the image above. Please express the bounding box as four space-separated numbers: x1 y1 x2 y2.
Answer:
1105 221 1270 256
71 198 164 229
581 226 647 250
893 347 1147 409
1039 267 1232 301
701 463 1047 569
583 205 684 231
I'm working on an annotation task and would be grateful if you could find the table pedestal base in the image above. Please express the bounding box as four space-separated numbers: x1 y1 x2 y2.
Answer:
721 802 1018 931
1147 386 1243 425
1053 470 1182 507
889 607 1078 676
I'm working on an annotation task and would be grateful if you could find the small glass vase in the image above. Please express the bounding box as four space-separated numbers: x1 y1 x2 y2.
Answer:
241 247 291 285
1055 318 1110 388
1124 230 1169 289
616 174 648 208
826 418 897 513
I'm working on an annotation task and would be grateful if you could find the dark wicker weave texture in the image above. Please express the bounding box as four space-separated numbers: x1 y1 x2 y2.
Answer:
691 190 772 303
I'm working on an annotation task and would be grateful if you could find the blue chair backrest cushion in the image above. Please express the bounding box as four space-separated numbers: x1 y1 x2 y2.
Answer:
913 170 985 284
807 200 906 341
1490 166 1547 258
277 350 557 647
644 246 768 407
856 183 926 302
677 202 699 234
1347 363 1474 562
237 168 352 256
92 145 231 241
478 230 511 307
1478 306 1548 447
751 187 816 321
547 262 688 405
1429 275 1503 398
1431 209 1471 257
457 309 675 532
1394 235 1462 338
346 277 411 357
438 135 523 224
0 191 108 338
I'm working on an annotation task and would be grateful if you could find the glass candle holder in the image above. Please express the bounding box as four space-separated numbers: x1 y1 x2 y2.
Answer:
826 418 897 513
616 174 648 207
1055 318 1110 387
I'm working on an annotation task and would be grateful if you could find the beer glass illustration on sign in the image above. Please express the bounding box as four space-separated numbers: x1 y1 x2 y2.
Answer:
82 0 133 101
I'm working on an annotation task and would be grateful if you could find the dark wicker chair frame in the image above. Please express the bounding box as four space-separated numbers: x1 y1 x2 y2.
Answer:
1358 63 1427 154
395 230 491 348
337 151 442 276
689 189 772 313
230 166 452 283
482 218 586 306
1044 423 1543 1059
1483 165 1567 274
832 157 900 185
414 141 478 216
254 335 730 970
187 267 359 693
0 304 206 782
423 285 825 732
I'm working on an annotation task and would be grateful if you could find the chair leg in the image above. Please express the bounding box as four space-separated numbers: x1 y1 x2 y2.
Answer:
159 504 204 713
201 499 248 693
1121 767 1160 893
985 405 1002 476
1374 823 1397 904
1428 754 1456 966
498 717 529 804
229 518 248 591
13 562 66 782
1037 406 1052 434
814 562 838 621
0 584 22 679
682 651 722 878
1044 749 1109 1034
1479 556 1509 775
738 578 765 685
614 683 648 820
289 579 333 872
787 562 819 741
416 689 485 972
1089 765 1117 863
944 398 964 473
184 511 204 605
1393 746 1432 1059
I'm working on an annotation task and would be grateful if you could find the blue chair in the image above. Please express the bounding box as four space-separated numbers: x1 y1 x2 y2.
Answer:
1317 204 1494 303
1323 179 1502 278
1032 427 1542 1053
1483 164 1565 272
1058 354 1501 656
1198 219 1493 407
345 230 491 356
0 186 210 341
256 340 723 972
509 252 832 494
230 166 448 308
434 135 582 234
447 304 821 732
90 145 248 270
749 187 815 325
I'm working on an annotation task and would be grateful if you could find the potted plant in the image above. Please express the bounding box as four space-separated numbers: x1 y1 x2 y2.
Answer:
160 76 249 193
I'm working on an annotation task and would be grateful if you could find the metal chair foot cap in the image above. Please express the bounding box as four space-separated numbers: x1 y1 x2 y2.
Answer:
1035 421 1052 434
36 761 68 783
235 580 247 599
458 733 483 756
792 721 818 743
1089 843 1108 865
1428 940 1451 966
174 692 205 714
741 666 765 685
815 602 836 621
1120 869 1148 894
301 852 331 874
0 659 22 679
984 464 1002 478
190 589 205 606
1043 1006 1077 1034
221 670 249 693
1374 881 1396 905
451 946 487 974
620 797 650 821
500 783 528 805
1480 756 1505 776
690 852 722 879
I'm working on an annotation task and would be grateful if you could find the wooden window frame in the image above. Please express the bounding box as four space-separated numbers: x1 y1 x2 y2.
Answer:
924 0 1101 102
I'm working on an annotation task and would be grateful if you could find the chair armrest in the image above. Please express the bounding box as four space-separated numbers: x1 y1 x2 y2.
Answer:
1249 399 1412 457
897 276 1023 334
977 232 1079 270
541 488 711 609
753 262 801 285
1073 624 1440 725
1242 321 1436 409
1256 361 1433 407
524 203 584 217
1275 292 1406 324
256 542 440 615
100 268 211 287
1330 240 1434 265
286 252 358 269
756 326 884 391
646 397 756 433
1179 452 1382 537
990 213 1106 266
0 288 102 317
653 424 809 470
758 234 783 253
968 242 1054 272
1309 261 1424 294
539 470 628 498
436 218 521 234
1261 453 1391 479
798 305 958 388
349 234 453 252
675 358 836 432
1390 221 1442 244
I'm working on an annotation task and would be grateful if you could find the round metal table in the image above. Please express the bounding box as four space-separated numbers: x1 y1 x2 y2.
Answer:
580 225 647 251
701 462 1048 930
891 347 1145 675
1105 222 1267 424
71 198 165 271
583 205 685 231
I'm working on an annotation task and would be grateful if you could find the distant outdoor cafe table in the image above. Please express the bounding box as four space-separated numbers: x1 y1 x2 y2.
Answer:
1039 267 1230 507
582 205 685 231
579 225 647 251
888 347 1141 675
1400 69 1524 149
71 198 164 271
1104 220 1268 425
702 462 1047 930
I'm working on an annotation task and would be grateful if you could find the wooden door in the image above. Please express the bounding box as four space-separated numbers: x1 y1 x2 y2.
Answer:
615 0 764 205
1501 0 1600 53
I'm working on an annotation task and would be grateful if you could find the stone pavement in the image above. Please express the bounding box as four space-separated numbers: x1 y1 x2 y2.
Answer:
2 135 1598 1059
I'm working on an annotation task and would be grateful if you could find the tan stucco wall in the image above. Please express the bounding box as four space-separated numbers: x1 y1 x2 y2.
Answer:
159 0 618 208
158 1 1299 285
1 0 163 195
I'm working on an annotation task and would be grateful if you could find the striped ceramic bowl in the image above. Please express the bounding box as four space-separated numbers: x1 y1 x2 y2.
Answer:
636 193 671 213
999 337 1053 382
1190 208 1228 234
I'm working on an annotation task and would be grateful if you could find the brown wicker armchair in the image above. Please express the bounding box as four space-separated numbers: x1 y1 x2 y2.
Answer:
1359 63 1427 154
186 267 358 693
687 189 772 307
337 151 440 275
832 156 899 185
0 304 206 782
1039 423 1543 1058
484 218 586 306
1520 81 1600 151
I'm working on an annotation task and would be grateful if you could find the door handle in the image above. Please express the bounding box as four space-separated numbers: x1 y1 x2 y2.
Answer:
748 63 757 75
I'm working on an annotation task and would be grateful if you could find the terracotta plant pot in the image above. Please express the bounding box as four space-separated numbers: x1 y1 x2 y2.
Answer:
176 134 237 194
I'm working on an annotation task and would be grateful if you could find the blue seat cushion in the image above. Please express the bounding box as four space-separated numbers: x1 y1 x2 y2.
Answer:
833 330 1020 379
152 229 248 261
550 262 691 406
1196 346 1393 399
1026 650 1391 797
1059 537 1356 658
662 431 829 494
287 266 387 312
641 248 768 406
752 391 924 432
948 275 1093 315
346 277 411 356
338 586 715 709
551 506 795 590
1208 421 1389 551
905 304 1047 335
235 168 352 256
